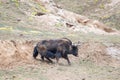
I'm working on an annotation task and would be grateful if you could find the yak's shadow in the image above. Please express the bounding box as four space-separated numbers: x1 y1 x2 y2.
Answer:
34 58 55 64
33 58 71 66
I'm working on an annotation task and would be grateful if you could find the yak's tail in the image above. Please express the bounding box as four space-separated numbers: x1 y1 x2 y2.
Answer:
33 46 38 59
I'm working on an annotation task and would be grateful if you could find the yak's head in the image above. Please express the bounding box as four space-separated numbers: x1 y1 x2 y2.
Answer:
71 45 78 57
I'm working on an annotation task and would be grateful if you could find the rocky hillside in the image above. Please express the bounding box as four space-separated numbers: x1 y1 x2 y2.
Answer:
0 0 119 40
54 0 120 30
0 1 120 80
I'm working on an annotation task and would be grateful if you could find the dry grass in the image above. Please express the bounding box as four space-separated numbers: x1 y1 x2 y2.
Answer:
0 0 120 80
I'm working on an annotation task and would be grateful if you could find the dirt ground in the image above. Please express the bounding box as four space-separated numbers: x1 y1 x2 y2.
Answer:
0 40 120 80
0 0 120 80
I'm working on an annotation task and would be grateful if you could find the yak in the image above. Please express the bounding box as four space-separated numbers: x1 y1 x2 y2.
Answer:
33 38 78 65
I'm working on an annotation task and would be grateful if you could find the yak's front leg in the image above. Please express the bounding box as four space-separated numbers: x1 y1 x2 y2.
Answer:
64 54 71 65
66 57 71 65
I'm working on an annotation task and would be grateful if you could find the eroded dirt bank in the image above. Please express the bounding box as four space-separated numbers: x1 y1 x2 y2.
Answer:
0 40 35 69
0 40 120 69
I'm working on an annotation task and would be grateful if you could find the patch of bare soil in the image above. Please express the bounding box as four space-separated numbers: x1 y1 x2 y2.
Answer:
0 40 36 69
0 40 120 69
78 41 120 66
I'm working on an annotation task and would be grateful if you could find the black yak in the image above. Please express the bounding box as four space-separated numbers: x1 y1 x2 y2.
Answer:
33 38 78 65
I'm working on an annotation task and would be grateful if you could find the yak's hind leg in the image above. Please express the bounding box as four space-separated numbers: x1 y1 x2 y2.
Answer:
45 57 53 63
45 51 54 63
55 52 61 64
41 56 44 61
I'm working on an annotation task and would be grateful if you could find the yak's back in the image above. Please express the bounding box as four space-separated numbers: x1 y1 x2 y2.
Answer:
36 38 72 53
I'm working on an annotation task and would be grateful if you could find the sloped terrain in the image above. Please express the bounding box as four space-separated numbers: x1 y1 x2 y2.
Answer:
0 40 34 68
0 40 120 80
54 0 120 29
0 40 120 69
0 0 120 80
0 0 119 38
